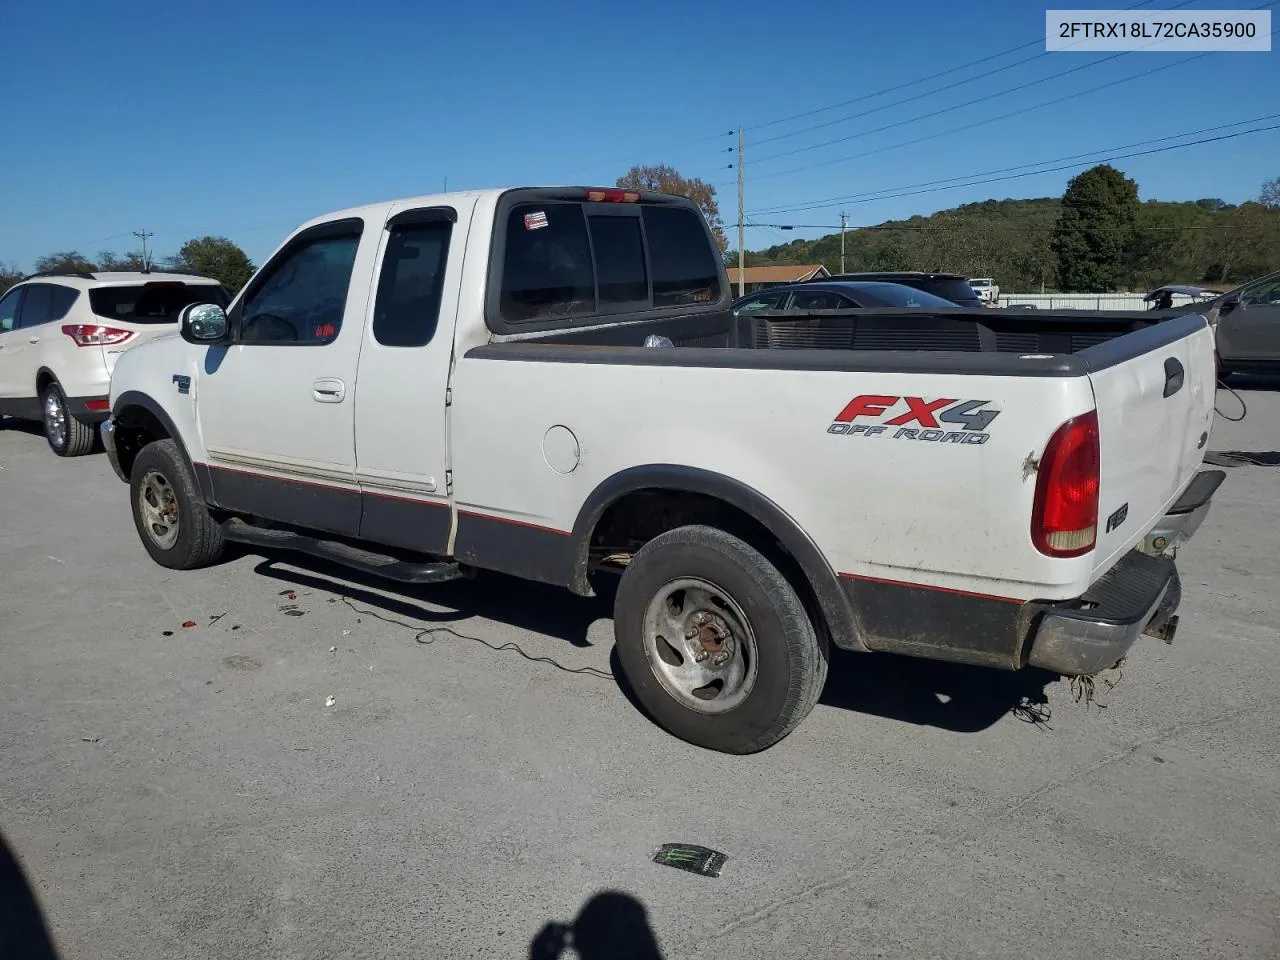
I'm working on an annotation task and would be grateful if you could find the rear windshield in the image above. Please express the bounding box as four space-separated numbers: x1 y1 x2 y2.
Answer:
970 279 990 287
498 200 722 324
929 279 984 304
89 282 230 324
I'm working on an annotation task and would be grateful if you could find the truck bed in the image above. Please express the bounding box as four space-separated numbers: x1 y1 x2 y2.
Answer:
479 306 1206 375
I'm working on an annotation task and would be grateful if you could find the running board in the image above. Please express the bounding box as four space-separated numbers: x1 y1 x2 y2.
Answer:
220 518 465 584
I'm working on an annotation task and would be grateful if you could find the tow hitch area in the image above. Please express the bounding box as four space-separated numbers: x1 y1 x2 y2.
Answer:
1144 614 1179 645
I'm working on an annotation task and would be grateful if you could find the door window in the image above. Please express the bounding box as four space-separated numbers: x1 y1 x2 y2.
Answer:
1241 278 1280 306
372 220 453 348
240 227 362 344
17 284 55 328
0 288 23 332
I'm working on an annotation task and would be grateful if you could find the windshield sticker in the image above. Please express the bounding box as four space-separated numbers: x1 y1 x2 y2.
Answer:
523 211 549 231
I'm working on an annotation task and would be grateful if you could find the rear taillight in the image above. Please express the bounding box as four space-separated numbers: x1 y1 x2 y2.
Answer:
1032 411 1100 558
61 324 134 347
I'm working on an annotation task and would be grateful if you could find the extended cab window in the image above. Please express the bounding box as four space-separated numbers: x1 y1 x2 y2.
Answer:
241 228 361 344
373 220 452 347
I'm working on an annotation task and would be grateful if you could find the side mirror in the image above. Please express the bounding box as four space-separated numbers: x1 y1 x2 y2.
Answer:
180 303 229 344
1219 294 1242 313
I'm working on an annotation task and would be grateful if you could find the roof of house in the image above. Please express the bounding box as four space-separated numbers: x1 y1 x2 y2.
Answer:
724 264 829 285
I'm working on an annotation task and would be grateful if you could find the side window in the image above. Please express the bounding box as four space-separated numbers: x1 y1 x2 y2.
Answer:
240 227 362 345
641 206 722 307
734 292 784 312
0 288 24 332
790 290 852 310
373 220 453 347
1242 278 1280 306
48 285 79 321
17 284 55 328
588 215 647 311
500 204 594 323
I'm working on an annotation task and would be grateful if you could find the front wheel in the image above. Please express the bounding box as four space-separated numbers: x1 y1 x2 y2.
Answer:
613 525 828 754
129 439 225 570
42 383 95 457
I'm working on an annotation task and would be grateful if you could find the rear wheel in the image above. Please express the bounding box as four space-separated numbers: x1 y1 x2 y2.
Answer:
42 383 95 457
613 525 828 754
130 439 225 569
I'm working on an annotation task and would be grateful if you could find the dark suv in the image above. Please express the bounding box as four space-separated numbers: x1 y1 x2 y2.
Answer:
823 272 984 308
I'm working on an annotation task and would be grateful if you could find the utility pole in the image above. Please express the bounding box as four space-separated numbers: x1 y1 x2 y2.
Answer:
132 230 154 272
840 212 848 274
736 127 745 297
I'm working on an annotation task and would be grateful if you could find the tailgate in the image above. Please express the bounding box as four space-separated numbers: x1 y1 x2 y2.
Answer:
1087 314 1216 575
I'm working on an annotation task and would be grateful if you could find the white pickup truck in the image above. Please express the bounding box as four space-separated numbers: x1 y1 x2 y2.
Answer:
102 186 1224 753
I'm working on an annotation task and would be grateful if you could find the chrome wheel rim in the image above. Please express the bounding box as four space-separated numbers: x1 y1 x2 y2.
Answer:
44 391 67 449
641 577 758 714
138 470 180 550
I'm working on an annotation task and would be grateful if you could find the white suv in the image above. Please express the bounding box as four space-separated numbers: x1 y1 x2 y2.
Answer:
0 271 229 456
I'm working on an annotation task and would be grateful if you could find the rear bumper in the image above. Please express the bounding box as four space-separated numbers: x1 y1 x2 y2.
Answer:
1027 550 1179 675
66 395 111 425
1138 469 1225 558
1026 468 1224 675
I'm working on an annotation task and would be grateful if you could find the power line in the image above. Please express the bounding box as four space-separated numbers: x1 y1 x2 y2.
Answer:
748 113 1280 216
750 0 1194 153
728 28 1277 189
744 121 1280 218
742 0 1165 135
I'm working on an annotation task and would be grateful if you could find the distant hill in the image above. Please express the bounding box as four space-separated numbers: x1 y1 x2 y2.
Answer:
742 197 1279 292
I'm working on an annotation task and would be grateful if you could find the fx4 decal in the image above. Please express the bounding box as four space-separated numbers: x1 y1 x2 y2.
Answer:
827 395 1001 445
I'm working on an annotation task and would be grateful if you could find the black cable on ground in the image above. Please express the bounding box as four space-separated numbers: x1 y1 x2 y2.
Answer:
339 597 614 680
1215 379 1248 422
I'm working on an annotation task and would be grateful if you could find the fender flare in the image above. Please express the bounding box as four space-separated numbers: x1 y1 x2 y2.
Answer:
569 464 862 651
111 390 206 496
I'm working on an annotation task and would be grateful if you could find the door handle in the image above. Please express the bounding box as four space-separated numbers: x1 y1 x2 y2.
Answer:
27 337 40 344
313 378 346 403
1163 357 1184 398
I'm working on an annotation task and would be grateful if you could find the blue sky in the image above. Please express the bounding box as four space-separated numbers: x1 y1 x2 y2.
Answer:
2 0 1276 268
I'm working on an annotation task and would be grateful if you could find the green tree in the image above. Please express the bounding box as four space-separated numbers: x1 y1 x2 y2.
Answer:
34 251 98 274
1049 164 1140 291
615 165 726 251
0 263 24 294
169 236 255 293
98 250 149 271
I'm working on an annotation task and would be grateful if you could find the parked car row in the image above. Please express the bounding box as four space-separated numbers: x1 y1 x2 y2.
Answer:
0 271 230 455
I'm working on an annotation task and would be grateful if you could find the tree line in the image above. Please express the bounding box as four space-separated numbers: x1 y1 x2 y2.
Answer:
1 236 255 296
730 167 1280 293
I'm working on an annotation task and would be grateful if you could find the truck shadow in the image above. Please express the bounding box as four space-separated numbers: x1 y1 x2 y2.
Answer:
251 553 1055 734
0 831 60 960
529 890 664 959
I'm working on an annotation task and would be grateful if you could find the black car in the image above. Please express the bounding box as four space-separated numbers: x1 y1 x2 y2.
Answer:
731 280 962 313
822 272 985 308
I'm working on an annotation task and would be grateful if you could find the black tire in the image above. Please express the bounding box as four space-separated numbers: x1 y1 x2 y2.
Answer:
613 525 828 754
129 439 225 570
42 382 95 457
